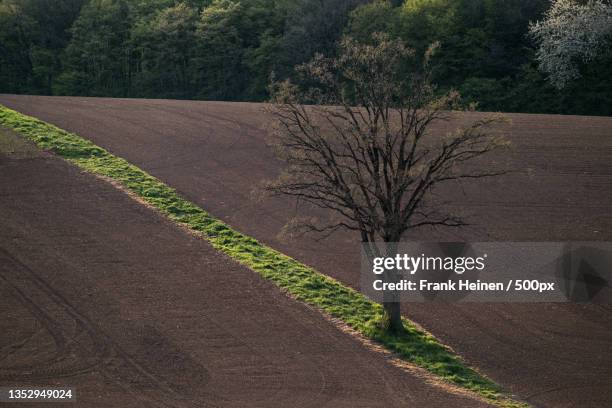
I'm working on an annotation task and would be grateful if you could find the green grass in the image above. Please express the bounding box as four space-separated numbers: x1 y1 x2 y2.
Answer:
0 105 528 408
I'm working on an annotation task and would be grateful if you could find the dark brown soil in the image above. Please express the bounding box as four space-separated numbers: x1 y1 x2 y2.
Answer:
2 95 611 407
0 126 491 407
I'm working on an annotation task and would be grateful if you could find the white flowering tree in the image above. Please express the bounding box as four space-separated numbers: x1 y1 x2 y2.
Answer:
529 0 612 89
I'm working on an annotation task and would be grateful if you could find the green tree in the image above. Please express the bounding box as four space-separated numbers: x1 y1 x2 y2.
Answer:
277 0 367 79
193 0 245 100
193 0 286 100
0 2 36 93
132 2 198 98
0 0 86 94
346 0 552 113
55 0 133 96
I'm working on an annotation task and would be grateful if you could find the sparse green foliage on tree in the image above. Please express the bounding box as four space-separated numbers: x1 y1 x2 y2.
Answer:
266 34 508 332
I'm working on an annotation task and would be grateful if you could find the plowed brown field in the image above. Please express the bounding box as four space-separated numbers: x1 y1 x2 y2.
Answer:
1 95 611 407
0 126 491 407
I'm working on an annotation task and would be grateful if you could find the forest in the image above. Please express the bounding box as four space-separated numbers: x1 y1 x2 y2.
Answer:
1 0 611 116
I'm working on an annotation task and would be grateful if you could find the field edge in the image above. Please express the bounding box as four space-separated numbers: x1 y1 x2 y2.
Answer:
0 104 529 408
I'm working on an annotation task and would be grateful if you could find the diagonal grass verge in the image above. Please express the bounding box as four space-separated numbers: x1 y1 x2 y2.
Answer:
0 105 528 408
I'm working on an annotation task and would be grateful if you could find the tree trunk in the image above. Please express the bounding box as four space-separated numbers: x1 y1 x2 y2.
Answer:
363 235 405 333
381 238 404 334
382 300 403 333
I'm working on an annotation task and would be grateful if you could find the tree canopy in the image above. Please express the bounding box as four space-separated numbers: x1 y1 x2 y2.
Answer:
1 0 610 115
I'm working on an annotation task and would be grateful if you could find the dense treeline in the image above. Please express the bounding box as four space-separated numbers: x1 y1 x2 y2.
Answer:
1 0 610 115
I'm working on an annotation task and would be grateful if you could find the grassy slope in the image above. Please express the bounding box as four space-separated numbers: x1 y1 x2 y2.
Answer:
0 105 528 408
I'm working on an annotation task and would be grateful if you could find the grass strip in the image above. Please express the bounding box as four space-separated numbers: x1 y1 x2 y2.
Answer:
0 105 528 408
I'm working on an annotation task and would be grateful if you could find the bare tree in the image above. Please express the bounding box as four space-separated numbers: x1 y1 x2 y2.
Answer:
265 33 508 333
